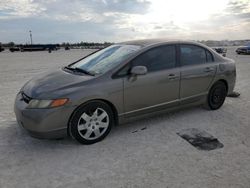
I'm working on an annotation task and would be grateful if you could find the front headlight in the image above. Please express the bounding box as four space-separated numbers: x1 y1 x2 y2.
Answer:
27 98 69 109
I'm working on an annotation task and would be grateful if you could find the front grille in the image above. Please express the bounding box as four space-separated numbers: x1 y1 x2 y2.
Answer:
21 92 32 104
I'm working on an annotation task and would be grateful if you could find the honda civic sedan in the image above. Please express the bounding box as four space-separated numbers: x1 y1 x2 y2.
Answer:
14 39 236 144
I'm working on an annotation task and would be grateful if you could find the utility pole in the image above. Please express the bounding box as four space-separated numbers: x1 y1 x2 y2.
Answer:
29 30 33 45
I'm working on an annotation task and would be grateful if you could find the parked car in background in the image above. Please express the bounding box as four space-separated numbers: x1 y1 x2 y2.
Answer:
9 47 20 52
14 39 236 144
236 46 250 55
0 46 4 52
212 47 227 57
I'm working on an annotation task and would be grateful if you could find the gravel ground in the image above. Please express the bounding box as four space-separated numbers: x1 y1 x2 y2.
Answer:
0 47 249 188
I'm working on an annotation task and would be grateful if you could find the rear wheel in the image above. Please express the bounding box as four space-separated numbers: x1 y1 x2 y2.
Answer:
69 101 114 144
205 81 227 110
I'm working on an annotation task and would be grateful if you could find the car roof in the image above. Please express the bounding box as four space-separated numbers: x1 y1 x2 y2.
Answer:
119 39 201 48
118 39 224 61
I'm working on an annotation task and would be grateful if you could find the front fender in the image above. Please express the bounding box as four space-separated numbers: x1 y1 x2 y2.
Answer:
69 79 124 115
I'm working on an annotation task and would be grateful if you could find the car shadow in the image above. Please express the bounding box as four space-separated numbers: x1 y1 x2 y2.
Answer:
0 120 78 147
2 105 209 148
111 105 206 136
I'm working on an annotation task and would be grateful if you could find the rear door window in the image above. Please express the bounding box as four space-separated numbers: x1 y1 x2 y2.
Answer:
180 45 206 66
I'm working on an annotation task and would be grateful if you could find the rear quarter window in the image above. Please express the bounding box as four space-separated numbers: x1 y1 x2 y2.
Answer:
206 50 214 62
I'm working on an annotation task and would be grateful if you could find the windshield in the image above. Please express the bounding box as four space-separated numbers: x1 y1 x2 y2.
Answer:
70 44 141 75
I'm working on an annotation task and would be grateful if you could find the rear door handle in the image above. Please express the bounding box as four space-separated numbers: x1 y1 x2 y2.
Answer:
204 67 214 73
168 74 179 80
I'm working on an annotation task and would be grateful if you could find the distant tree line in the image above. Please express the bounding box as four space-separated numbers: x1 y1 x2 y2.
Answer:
61 41 113 48
0 41 113 48
0 41 114 52
198 40 250 47
1 40 249 49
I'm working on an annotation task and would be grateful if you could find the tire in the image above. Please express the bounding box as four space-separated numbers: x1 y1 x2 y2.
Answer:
69 100 114 144
205 81 227 110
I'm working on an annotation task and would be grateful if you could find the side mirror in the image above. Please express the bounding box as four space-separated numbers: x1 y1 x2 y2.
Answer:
130 66 147 76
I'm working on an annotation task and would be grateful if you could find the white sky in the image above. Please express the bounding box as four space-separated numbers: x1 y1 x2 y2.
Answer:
0 0 249 43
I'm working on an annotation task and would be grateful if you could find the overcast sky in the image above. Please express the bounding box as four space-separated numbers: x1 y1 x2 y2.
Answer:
0 0 250 43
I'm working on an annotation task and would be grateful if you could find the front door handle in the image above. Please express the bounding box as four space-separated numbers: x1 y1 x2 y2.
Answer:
204 67 214 73
168 74 179 80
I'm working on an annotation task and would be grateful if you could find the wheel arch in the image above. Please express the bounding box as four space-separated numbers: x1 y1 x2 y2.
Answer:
216 79 228 93
210 78 228 93
67 98 119 136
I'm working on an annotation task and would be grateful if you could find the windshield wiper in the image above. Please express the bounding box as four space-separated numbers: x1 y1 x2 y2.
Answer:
64 66 95 76
73 67 95 76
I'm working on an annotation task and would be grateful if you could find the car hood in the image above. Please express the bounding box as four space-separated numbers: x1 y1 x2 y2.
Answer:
22 68 94 98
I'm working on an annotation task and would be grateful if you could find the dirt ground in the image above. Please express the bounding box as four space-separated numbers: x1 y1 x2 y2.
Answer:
0 47 249 188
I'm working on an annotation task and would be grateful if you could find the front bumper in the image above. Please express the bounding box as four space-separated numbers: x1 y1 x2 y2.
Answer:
14 92 75 139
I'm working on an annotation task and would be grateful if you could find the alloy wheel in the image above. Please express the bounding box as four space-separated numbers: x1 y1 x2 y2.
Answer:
77 108 109 140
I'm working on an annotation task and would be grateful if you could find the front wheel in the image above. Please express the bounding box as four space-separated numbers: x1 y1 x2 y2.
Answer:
69 101 114 144
205 81 227 110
